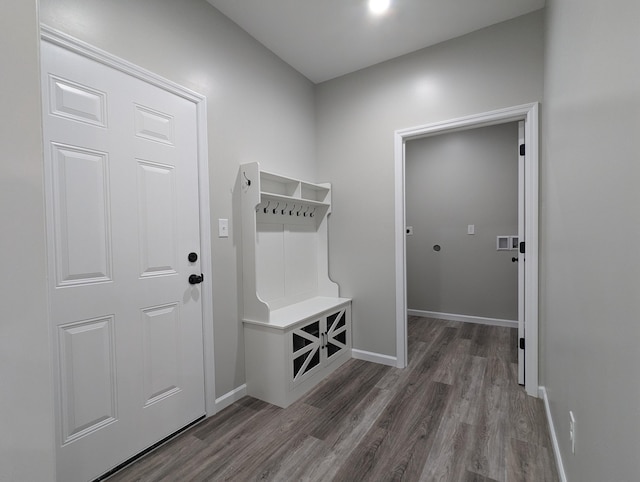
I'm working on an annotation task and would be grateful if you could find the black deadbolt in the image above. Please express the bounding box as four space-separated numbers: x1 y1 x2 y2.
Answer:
188 252 198 262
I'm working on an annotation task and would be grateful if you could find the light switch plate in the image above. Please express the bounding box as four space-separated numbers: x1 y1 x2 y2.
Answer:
467 224 475 235
406 226 413 235
569 411 576 454
218 218 229 238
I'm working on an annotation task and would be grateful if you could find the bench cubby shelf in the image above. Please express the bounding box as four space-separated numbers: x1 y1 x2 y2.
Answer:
240 162 351 408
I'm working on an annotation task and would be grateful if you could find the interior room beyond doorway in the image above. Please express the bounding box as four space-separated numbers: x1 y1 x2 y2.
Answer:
405 123 519 326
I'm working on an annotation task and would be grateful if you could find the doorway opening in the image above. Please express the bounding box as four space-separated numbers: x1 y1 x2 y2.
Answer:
394 103 539 397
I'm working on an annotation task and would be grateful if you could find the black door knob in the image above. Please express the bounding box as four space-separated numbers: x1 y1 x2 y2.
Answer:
512 257 518 263
189 273 204 285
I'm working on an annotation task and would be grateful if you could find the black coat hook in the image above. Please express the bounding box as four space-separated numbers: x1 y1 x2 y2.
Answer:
272 202 279 214
263 201 270 213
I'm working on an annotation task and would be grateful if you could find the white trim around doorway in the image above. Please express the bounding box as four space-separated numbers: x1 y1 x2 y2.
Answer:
40 25 218 414
394 103 539 397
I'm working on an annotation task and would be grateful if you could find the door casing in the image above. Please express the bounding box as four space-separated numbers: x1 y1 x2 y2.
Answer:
40 25 217 415
394 103 539 397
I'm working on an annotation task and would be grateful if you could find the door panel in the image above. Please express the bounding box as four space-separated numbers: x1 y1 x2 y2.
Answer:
141 303 182 406
325 309 348 360
137 160 178 277
292 320 322 381
49 75 107 127
134 104 174 144
52 143 112 286
58 316 117 444
42 40 205 482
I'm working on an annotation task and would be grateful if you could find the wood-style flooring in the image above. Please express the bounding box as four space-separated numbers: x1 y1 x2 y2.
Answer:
107 317 558 481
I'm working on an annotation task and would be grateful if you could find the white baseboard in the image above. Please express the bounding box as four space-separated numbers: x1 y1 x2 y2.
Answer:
539 386 567 482
214 384 247 413
351 349 397 367
407 309 518 328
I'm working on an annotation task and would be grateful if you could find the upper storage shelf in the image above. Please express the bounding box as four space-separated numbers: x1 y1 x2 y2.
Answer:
243 166 332 226
259 170 331 204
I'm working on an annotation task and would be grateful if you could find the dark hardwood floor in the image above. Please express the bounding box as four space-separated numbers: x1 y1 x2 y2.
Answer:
107 317 558 481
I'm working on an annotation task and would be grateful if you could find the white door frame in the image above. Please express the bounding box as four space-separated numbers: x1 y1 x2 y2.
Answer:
394 103 539 397
40 25 217 414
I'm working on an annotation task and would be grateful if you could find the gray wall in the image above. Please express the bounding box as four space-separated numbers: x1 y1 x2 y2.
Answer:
39 0 318 399
316 11 544 356
405 123 518 321
542 0 640 479
13 3 639 479
0 1 56 480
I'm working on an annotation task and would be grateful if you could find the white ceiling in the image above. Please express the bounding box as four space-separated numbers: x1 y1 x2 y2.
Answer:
206 0 545 84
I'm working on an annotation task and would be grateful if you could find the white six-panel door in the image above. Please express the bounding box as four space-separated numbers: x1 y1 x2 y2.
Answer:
41 40 205 482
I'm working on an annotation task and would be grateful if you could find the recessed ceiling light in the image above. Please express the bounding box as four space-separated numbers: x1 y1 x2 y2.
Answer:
369 0 391 15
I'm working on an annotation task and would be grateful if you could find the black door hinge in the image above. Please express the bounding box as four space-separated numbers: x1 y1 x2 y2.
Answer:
519 241 525 254
519 338 525 350
519 144 525 156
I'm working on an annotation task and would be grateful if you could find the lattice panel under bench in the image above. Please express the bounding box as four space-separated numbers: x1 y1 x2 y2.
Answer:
243 299 351 408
